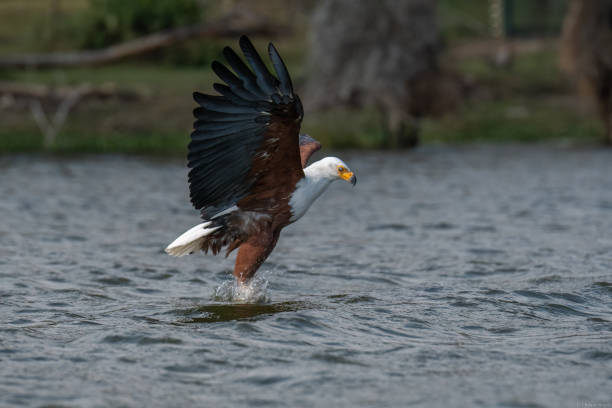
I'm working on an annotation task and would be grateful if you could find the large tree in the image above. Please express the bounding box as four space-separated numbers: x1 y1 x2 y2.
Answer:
561 0 612 144
306 0 448 148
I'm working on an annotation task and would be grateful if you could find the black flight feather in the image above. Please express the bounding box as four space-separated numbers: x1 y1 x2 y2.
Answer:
193 108 254 123
239 35 279 96
212 83 258 106
268 43 293 97
222 47 266 99
211 62 259 101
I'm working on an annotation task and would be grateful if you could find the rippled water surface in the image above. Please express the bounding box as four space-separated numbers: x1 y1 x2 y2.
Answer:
1 145 611 407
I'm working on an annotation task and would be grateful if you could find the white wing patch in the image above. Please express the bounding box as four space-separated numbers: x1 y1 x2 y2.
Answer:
165 222 220 257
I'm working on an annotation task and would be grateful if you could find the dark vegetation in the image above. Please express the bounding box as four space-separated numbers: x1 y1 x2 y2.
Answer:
79 0 203 49
0 0 605 154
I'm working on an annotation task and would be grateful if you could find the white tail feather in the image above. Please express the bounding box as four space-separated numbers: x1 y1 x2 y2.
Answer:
165 222 220 257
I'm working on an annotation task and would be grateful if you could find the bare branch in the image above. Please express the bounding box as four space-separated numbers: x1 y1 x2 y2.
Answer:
29 100 55 148
28 85 88 148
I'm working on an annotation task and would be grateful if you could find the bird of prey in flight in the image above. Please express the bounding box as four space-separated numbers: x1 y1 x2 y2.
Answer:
166 36 356 283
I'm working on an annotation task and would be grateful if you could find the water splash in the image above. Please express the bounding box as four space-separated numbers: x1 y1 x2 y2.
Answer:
213 274 270 304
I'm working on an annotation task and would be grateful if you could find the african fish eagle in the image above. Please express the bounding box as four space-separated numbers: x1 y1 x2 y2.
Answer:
165 36 356 283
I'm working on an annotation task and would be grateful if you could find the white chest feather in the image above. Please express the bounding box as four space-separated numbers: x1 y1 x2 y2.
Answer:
289 170 333 222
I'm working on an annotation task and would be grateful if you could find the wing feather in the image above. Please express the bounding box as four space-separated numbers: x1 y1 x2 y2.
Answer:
187 35 304 220
194 120 259 134
212 83 259 106
211 61 260 101
268 43 293 97
239 36 279 97
193 92 260 114
193 107 254 122
299 134 322 167
190 122 263 141
222 46 267 99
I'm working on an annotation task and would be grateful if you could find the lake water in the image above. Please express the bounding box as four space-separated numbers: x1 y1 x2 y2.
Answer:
1 145 611 407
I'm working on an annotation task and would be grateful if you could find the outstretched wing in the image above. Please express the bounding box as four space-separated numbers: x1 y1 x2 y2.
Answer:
299 134 321 167
188 36 304 219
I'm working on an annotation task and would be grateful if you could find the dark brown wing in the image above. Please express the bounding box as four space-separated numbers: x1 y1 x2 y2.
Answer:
187 35 304 219
299 134 321 167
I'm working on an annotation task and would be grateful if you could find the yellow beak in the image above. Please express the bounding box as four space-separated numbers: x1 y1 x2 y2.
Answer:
340 171 357 186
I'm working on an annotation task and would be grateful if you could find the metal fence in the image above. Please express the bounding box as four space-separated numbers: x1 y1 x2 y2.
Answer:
491 0 568 38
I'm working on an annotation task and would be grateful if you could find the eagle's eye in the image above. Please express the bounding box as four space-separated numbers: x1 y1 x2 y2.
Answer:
338 166 346 172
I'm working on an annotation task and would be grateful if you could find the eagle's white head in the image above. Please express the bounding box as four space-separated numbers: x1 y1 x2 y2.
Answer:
289 156 356 222
307 156 357 186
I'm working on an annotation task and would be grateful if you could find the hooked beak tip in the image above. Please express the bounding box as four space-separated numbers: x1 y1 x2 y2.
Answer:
350 174 357 186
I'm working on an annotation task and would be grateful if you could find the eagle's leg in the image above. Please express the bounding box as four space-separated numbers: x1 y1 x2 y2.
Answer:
233 228 280 283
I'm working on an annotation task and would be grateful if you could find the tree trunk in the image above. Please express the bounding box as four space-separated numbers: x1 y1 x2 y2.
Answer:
306 0 440 148
561 0 612 145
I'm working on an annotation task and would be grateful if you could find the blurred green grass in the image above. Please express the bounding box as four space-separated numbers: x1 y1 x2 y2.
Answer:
0 0 603 154
422 99 601 144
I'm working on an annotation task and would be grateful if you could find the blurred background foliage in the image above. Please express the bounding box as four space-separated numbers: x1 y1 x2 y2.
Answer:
79 0 203 49
0 0 607 153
